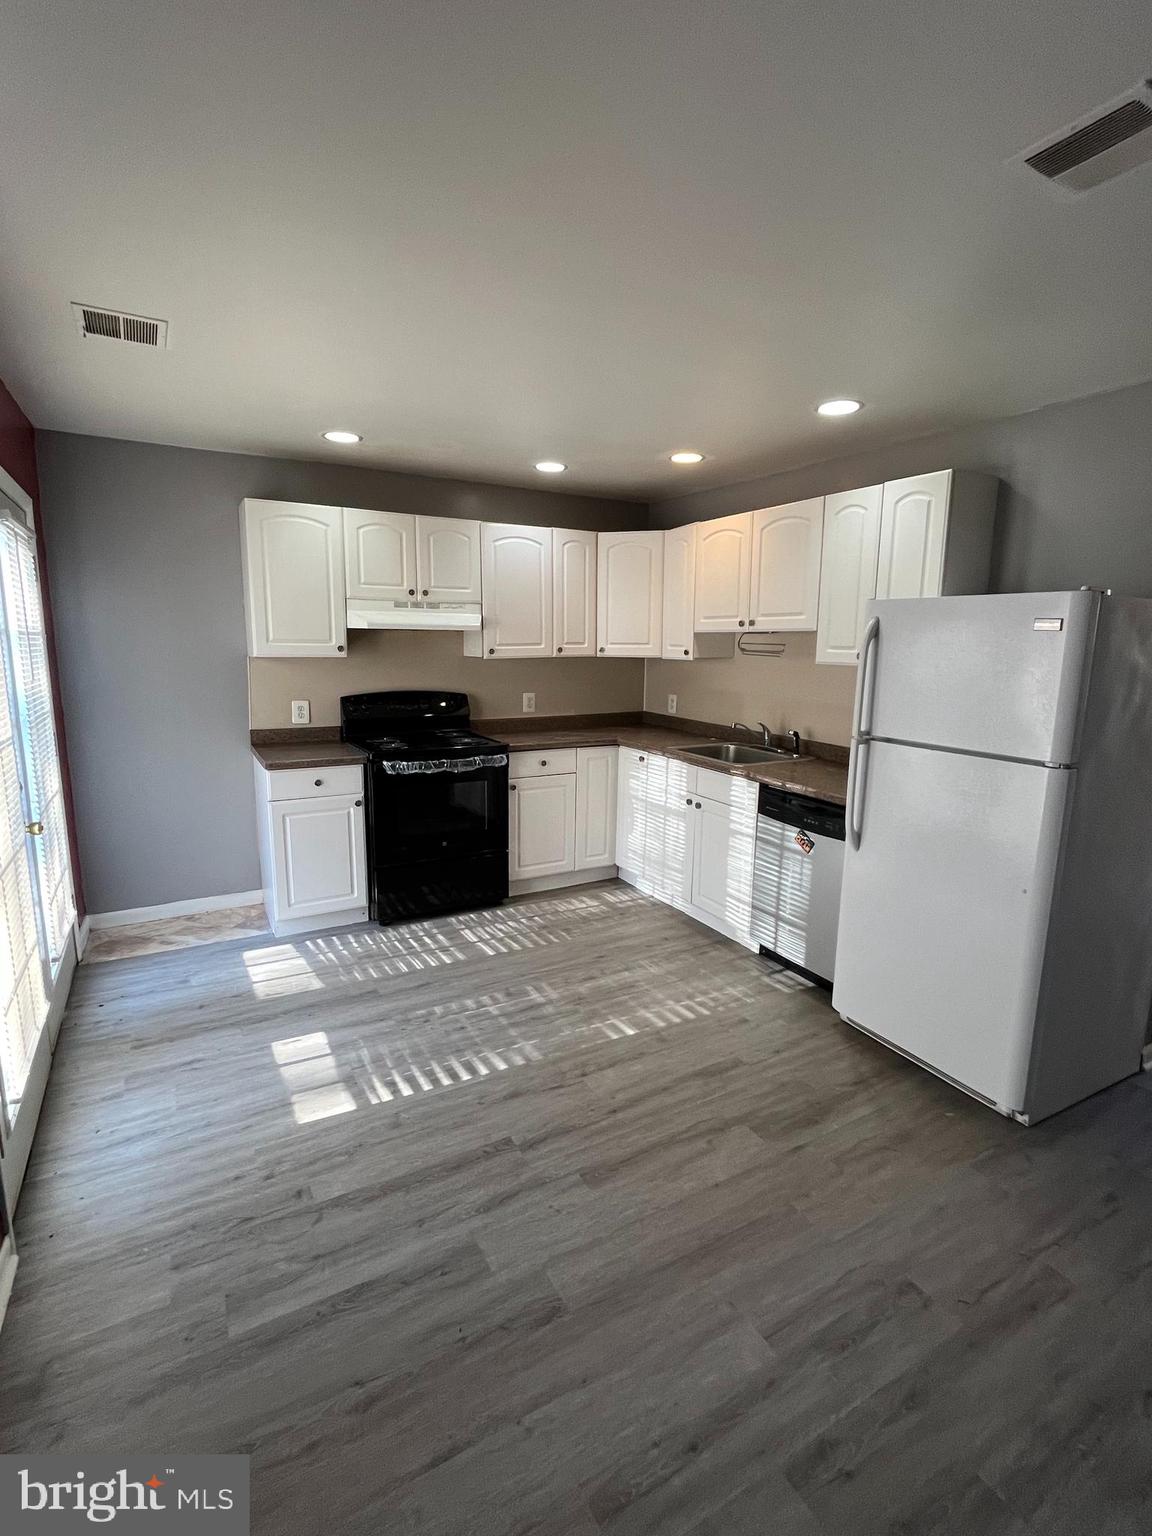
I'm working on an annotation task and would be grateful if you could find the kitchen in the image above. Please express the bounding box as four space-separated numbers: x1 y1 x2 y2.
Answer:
5 2 1152 1531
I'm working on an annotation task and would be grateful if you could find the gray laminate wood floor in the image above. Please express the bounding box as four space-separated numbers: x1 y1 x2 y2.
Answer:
4 881 1152 1534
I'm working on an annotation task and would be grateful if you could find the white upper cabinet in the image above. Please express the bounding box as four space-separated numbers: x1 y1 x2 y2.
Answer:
416 515 482 602
596 531 663 657
242 499 346 657
816 471 997 663
662 526 734 660
749 498 824 631
815 485 883 666
693 513 753 632
343 508 418 601
876 471 951 601
476 523 553 659
876 469 996 601
552 528 597 657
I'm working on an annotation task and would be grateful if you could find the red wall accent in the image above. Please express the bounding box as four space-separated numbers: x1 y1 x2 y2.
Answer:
0 375 86 919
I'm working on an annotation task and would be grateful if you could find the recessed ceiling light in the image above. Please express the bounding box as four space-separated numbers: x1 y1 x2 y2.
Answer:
816 399 862 417
322 429 362 444
535 460 566 473
670 451 705 464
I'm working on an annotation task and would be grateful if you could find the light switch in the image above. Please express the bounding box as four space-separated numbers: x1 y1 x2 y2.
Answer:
667 694 678 715
522 693 536 713
291 700 311 725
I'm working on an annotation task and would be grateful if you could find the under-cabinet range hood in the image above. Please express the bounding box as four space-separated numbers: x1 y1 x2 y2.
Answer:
346 600 482 632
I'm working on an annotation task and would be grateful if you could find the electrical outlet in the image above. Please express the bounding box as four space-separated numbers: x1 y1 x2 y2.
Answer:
291 700 311 725
667 693 678 715
522 692 536 713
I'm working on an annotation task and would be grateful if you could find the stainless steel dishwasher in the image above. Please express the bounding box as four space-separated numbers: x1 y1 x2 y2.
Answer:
750 785 845 986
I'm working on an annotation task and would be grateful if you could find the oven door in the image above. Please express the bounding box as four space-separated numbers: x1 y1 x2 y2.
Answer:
369 755 509 868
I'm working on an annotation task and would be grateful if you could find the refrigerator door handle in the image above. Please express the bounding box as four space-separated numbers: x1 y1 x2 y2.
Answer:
853 614 881 740
847 737 870 850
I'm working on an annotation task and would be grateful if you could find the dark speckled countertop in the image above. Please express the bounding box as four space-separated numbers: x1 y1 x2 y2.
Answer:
499 725 849 804
251 716 849 803
251 740 367 771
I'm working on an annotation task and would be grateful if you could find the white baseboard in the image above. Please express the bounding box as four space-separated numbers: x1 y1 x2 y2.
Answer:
0 1237 17 1334
89 889 265 930
509 866 618 896
75 915 92 957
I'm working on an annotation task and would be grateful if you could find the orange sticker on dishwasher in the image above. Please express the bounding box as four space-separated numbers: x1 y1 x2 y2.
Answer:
794 830 815 855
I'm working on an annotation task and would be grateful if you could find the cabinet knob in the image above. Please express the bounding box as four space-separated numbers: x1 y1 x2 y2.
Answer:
685 796 692 805
748 618 756 626
738 620 746 628
422 588 429 596
598 646 605 653
683 648 690 656
314 778 323 786
510 783 517 791
638 755 645 762
556 646 563 653
408 588 416 596
355 799 362 807
488 647 495 655
695 800 702 808
337 644 345 651
540 759 547 766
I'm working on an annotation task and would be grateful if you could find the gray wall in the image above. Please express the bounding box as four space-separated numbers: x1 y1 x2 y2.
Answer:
651 378 1152 598
36 432 644 914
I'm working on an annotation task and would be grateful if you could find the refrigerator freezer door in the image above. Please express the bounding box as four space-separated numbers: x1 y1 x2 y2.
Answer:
863 590 1098 764
833 739 1071 1110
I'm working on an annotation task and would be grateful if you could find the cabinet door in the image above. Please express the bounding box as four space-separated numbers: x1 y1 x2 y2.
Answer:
662 525 697 658
688 787 756 935
270 795 366 918
416 516 482 602
815 485 883 666
596 532 663 657
616 748 650 879
749 499 824 631
242 500 346 657
553 528 597 657
653 755 694 908
343 508 417 601
509 775 577 879
693 513 752 632
876 471 953 601
575 746 617 868
480 524 553 658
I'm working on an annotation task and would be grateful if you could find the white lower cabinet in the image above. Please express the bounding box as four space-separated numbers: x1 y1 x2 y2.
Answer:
509 774 577 879
510 746 617 888
616 751 758 949
254 762 368 936
575 746 617 868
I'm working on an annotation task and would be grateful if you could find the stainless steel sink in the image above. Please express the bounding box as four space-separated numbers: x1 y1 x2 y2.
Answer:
683 741 810 765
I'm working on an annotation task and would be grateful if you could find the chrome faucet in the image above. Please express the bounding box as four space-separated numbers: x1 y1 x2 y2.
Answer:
731 720 772 748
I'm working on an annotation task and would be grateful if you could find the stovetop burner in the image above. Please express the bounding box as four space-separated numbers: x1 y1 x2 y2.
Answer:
366 728 506 758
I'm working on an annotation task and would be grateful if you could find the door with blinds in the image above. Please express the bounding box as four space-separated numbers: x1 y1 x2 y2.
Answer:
0 484 76 1206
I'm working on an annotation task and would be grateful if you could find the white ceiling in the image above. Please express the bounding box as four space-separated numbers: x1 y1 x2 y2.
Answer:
2 0 1151 497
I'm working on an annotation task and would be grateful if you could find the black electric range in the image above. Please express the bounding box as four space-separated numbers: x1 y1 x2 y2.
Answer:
341 690 509 924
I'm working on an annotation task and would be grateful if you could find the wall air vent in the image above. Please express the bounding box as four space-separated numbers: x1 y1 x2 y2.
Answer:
70 303 169 348
1012 80 1152 195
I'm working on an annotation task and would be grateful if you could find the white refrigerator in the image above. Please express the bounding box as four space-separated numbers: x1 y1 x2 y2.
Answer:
833 589 1152 1123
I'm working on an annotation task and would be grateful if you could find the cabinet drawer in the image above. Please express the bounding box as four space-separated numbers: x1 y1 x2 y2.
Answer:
266 765 364 802
692 765 757 812
509 748 579 780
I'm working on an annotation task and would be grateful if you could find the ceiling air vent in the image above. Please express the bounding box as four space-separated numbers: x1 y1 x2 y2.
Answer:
71 303 169 348
1012 80 1152 195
